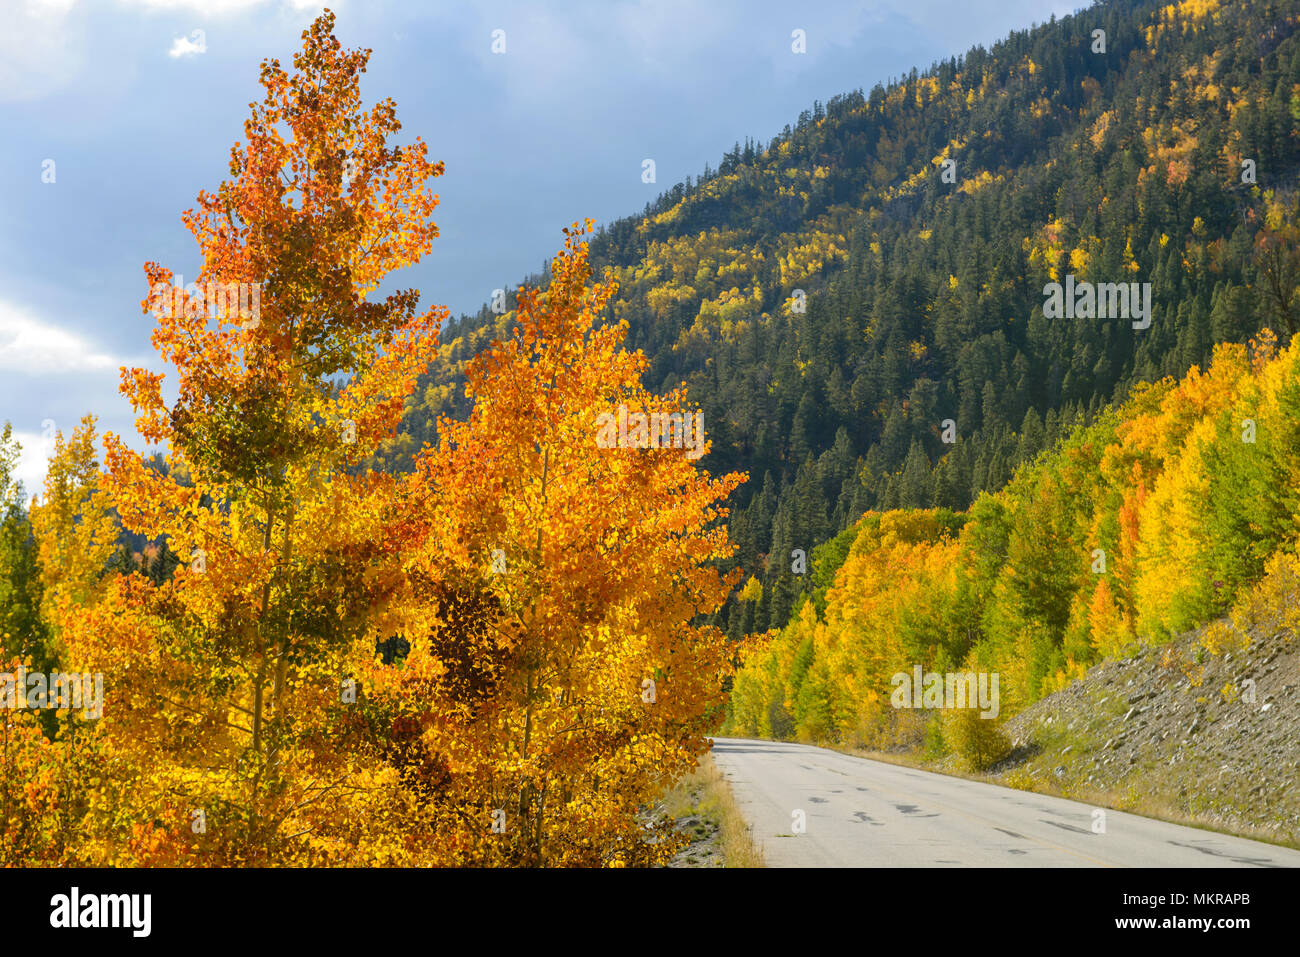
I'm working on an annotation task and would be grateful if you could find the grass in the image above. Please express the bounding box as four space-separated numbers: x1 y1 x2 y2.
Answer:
660 752 764 867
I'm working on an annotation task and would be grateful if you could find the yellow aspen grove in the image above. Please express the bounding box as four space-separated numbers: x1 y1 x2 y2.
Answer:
11 11 757 870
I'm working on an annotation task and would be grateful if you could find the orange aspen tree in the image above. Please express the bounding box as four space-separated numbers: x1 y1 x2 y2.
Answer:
53 10 448 864
365 221 748 865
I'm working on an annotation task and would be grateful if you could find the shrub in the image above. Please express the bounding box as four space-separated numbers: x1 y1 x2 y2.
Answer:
943 706 1012 771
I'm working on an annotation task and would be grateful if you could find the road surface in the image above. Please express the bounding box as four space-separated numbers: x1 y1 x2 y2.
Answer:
710 737 1300 867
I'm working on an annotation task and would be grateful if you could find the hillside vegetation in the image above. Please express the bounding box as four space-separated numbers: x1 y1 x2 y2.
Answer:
725 330 1300 752
388 0 1300 639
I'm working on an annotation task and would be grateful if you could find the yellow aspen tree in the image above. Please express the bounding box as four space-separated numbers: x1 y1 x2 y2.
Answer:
370 221 748 866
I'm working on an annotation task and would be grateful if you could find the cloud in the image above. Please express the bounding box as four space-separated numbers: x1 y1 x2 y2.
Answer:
0 300 151 501
123 0 293 14
120 0 338 14
168 28 207 57
0 301 120 374
8 430 56 502
0 0 88 102
465 0 1028 108
0 0 342 101
0 301 153 501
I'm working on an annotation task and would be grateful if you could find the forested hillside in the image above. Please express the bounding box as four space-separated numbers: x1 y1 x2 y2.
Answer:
726 329 1300 745
386 0 1300 639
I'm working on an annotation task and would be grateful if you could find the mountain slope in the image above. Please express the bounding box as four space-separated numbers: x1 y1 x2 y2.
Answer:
986 597 1300 845
386 0 1300 638
725 327 1300 754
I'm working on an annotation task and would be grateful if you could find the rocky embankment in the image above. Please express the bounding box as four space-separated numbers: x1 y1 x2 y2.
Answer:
985 615 1300 846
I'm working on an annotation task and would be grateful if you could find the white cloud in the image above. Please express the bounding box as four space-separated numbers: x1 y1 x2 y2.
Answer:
0 300 153 501
0 301 119 374
0 299 150 501
124 0 280 13
120 0 337 13
0 0 341 101
8 430 56 502
0 0 88 102
168 28 206 57
27 0 77 14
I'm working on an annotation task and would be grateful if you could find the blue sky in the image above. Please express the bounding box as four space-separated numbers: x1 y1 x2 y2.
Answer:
0 0 1078 495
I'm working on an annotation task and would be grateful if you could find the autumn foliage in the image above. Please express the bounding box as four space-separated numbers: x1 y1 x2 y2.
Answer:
2 12 746 866
360 222 744 865
728 331 1300 749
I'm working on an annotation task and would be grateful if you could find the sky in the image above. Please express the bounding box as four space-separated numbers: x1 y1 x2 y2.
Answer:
0 0 1080 497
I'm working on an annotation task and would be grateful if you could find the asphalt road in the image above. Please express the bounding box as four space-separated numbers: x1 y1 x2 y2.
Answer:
710 737 1300 867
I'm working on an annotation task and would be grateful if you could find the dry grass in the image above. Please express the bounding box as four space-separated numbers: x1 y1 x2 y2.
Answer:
661 752 764 867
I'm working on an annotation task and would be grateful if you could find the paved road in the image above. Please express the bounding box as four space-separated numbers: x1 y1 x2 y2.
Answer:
710 737 1300 867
